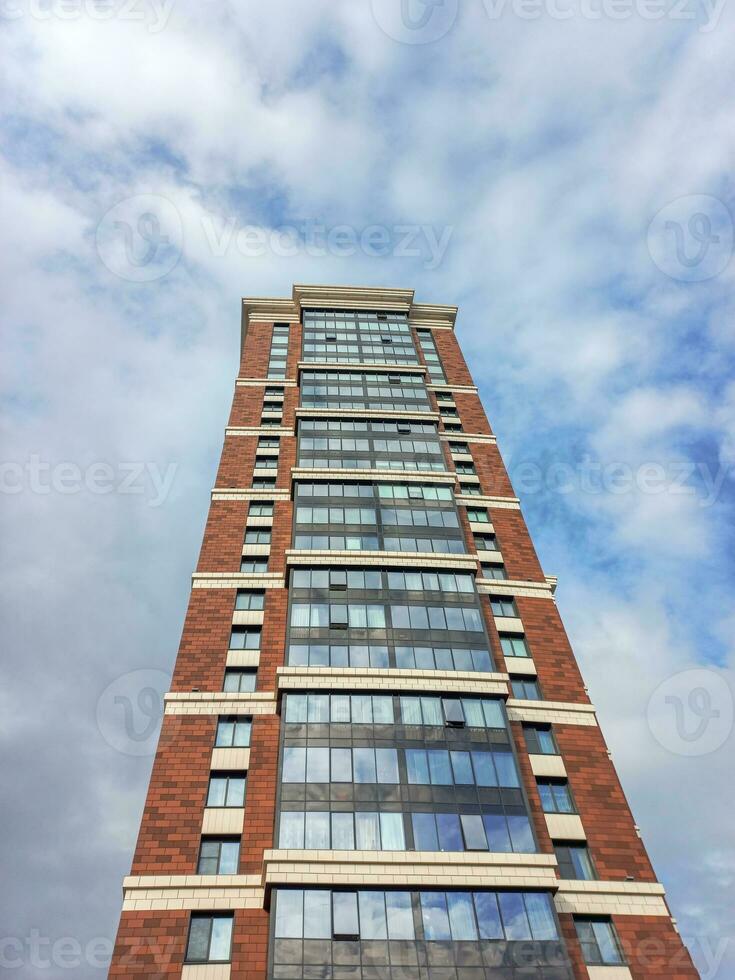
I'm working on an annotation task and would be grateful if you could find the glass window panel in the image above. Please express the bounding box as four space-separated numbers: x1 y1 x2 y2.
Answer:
330 694 351 723
461 814 488 850
285 694 307 723
379 812 405 850
428 750 453 785
448 892 478 940
369 644 389 668
471 648 493 672
474 893 503 940
483 813 512 853
305 812 330 849
494 752 520 788
420 697 443 726
207 778 226 807
481 700 505 728
332 891 359 938
291 604 310 628
508 814 535 853
414 646 435 669
279 811 304 848
525 893 558 940
498 892 532 940
436 813 463 851
592 921 624 964
306 747 329 783
471 752 497 787
450 751 474 784
421 892 451 941
406 750 429 784
353 748 377 783
386 893 415 940
372 695 394 724
452 648 474 670
401 697 422 725
358 891 387 940
209 916 233 961
427 606 446 630
412 812 438 851
434 647 453 670
331 748 353 782
275 890 303 938
186 917 211 962
331 812 355 850
409 606 430 629
349 644 369 667
355 811 380 850
304 890 331 939
351 695 373 724
218 841 239 874
375 748 399 783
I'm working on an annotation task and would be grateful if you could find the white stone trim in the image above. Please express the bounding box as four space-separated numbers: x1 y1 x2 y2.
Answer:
545 813 587 841
469 521 495 533
201 808 245 835
165 693 276 715
231 610 264 626
586 969 633 980
244 515 274 527
122 877 263 912
477 580 554 600
441 433 497 445
192 573 284 590
182 965 232 980
495 616 525 634
263 849 558 889
530 754 567 778
504 657 537 676
211 489 289 501
225 650 261 668
211 747 251 770
225 426 293 436
291 467 456 484
506 699 598 727
237 378 298 387
428 383 479 393
554 879 668 917
298 361 427 375
285 550 479 570
296 408 441 422
456 494 521 509
277 666 509 696
242 545 271 557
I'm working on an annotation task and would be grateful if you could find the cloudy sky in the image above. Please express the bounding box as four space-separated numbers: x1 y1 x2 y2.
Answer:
1 1 734 976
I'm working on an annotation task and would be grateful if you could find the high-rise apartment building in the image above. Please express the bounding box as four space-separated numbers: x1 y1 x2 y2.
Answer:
111 285 697 979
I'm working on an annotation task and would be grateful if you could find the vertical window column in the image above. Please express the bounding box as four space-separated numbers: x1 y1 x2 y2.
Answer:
416 329 447 384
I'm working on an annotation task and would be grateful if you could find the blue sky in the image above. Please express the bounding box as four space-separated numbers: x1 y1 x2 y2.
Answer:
1 2 734 976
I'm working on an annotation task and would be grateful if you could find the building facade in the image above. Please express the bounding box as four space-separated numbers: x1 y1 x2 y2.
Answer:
110 285 698 980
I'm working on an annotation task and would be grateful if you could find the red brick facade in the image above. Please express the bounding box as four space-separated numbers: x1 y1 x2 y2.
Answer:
110 291 697 979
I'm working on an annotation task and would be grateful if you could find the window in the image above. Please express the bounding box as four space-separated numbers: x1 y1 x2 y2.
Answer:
537 779 575 814
264 386 283 396
248 502 273 517
455 462 476 475
235 590 265 610
555 844 596 880
197 838 240 874
241 558 268 573
244 529 271 544
254 455 277 469
481 562 507 580
223 669 257 693
185 913 233 963
215 716 252 747
258 436 280 449
443 699 465 727
229 628 261 650
332 892 359 939
490 596 517 617
574 917 625 965
500 634 530 658
251 477 276 489
523 725 557 755
474 533 497 551
410 811 534 854
511 677 541 700
206 773 246 807
279 810 406 850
